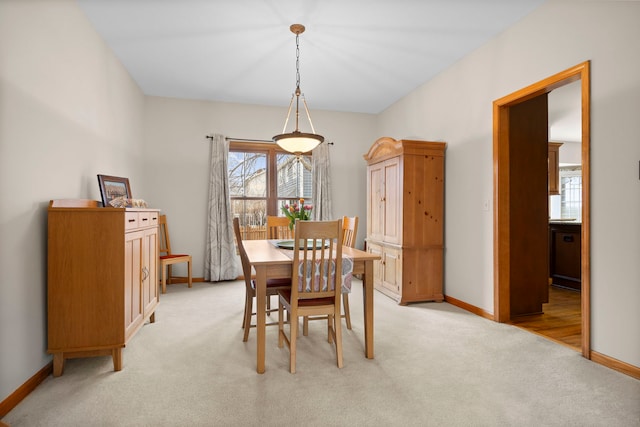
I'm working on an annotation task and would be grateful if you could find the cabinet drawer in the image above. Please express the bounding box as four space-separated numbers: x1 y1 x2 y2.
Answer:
147 212 159 226
125 212 139 230
138 212 154 228
125 211 159 230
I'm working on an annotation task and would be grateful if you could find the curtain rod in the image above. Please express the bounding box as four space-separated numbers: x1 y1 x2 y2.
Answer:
205 135 272 143
205 135 333 145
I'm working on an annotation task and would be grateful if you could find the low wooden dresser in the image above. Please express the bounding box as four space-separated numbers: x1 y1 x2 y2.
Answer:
47 199 160 376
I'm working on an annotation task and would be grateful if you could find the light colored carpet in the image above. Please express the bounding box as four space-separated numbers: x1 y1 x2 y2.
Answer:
3 279 639 427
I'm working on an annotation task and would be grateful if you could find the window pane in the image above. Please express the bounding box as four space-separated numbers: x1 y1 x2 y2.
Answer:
227 142 313 238
228 152 267 197
276 154 312 199
231 199 267 240
559 167 582 222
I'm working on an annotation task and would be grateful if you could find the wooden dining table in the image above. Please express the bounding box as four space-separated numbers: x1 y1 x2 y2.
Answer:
242 239 380 373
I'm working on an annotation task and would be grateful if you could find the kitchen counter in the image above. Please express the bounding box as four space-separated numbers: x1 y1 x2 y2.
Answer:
549 219 581 225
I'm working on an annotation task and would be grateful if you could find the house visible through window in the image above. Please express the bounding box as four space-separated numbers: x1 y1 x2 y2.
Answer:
228 141 312 239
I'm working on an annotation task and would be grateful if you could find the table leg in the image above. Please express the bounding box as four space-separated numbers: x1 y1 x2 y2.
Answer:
255 265 267 374
363 260 374 358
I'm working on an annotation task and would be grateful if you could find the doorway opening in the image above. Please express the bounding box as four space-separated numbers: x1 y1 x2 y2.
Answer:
493 61 591 358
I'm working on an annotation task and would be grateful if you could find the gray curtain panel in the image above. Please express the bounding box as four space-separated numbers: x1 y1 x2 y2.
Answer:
205 134 240 281
311 141 333 220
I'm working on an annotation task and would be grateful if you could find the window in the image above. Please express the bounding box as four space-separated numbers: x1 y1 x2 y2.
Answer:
228 141 312 239
559 166 582 221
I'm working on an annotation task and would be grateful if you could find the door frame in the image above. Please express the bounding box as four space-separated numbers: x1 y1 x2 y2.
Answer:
493 61 591 358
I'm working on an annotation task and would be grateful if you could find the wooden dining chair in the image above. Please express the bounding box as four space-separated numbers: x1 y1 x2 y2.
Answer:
233 218 291 342
341 215 359 248
277 219 344 373
266 215 293 239
340 216 358 328
158 214 192 293
303 215 358 334
265 215 293 310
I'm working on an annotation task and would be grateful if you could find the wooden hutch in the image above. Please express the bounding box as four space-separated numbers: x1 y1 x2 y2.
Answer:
364 137 446 304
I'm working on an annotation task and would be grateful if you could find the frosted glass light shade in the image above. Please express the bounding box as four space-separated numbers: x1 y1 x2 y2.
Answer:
273 131 324 154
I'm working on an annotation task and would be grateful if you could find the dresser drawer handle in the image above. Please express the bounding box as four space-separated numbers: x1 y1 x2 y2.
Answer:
141 218 148 222
563 235 574 242
128 219 136 223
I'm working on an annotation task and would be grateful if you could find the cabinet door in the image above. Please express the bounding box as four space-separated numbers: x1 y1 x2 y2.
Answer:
548 142 562 195
381 246 401 296
124 231 144 339
142 227 159 316
383 158 401 244
368 163 385 242
368 157 401 244
549 225 581 290
368 242 402 299
141 228 158 318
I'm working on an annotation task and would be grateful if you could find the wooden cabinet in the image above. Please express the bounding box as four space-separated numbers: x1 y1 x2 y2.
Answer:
548 142 563 195
364 137 446 304
549 222 581 291
366 242 401 296
47 199 160 376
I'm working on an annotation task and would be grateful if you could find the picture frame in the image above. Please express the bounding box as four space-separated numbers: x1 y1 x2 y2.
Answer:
97 174 132 207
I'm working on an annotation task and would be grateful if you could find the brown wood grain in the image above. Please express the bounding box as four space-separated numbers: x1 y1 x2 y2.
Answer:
493 61 591 358
47 202 160 376
509 286 581 350
364 137 446 305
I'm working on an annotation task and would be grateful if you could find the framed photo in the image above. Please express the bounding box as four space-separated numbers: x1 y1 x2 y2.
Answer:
97 174 132 207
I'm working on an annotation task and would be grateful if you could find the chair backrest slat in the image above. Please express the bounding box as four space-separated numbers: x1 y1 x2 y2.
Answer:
159 215 172 256
267 215 293 239
291 220 343 302
342 216 358 248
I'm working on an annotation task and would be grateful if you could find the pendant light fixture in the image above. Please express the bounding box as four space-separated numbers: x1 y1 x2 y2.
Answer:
273 24 324 155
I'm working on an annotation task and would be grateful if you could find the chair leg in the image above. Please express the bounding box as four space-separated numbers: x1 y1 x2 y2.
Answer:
333 311 344 368
303 316 309 336
278 300 284 348
187 260 192 288
243 294 252 342
168 265 173 285
343 293 352 330
242 290 250 329
266 295 271 311
290 314 298 374
327 314 333 343
242 294 247 329
161 264 167 294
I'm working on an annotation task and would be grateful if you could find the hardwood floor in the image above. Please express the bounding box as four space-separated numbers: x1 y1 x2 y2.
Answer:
508 285 581 351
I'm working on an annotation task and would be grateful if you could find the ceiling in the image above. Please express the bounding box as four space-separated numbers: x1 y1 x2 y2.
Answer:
77 0 546 114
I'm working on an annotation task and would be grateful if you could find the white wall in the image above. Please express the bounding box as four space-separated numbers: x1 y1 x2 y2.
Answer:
141 96 377 276
0 0 145 402
549 80 582 164
376 0 640 367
